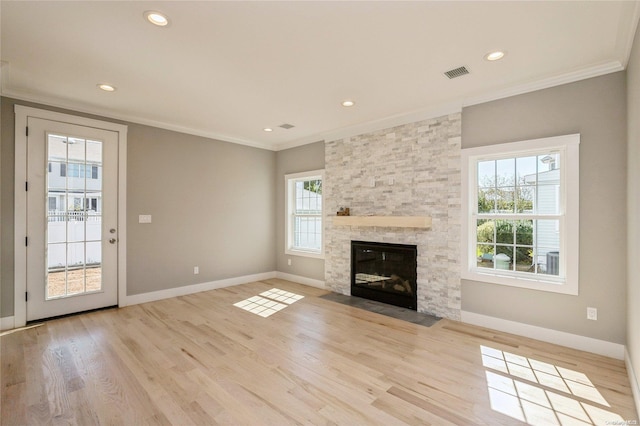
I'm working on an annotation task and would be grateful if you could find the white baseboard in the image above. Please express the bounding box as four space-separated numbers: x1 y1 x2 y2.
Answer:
1 316 15 331
122 271 277 306
626 347 640 421
461 310 625 360
274 271 326 289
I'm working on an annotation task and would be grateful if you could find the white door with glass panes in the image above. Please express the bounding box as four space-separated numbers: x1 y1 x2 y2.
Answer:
26 118 118 321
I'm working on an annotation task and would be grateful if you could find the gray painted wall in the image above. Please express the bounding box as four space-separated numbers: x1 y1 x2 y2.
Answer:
1 98 18 317
275 142 325 281
461 72 627 344
126 124 276 295
1 97 277 316
627 23 640 405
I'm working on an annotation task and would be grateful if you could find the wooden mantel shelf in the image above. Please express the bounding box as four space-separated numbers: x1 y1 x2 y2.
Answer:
332 216 432 229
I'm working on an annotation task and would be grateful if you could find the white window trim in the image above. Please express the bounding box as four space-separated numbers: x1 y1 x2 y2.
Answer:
285 169 325 259
460 134 579 295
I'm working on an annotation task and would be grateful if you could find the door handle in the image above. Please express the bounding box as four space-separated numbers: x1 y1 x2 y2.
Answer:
109 238 117 244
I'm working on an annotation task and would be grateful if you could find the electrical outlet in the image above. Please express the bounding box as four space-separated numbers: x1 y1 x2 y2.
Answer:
587 307 597 321
287 258 292 266
193 266 199 275
138 214 152 224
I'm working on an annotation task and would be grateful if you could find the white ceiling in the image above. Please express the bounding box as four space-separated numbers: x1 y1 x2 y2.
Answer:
2 1 639 151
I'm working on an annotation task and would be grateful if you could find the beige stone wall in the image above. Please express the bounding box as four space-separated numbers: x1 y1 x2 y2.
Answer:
324 113 462 319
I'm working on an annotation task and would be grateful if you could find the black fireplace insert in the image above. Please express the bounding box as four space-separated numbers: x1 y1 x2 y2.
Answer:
351 240 417 310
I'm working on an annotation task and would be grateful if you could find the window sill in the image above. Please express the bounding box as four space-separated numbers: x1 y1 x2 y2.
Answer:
285 248 325 260
461 269 577 295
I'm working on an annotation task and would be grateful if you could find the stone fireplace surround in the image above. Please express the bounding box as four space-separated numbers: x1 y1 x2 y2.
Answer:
324 113 462 320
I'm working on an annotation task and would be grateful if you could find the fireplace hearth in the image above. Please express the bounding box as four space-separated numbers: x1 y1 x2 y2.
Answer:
351 241 417 310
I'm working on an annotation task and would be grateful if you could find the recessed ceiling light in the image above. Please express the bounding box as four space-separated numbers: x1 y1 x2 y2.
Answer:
144 10 170 27
341 100 355 107
485 51 506 61
263 128 273 132
97 83 116 92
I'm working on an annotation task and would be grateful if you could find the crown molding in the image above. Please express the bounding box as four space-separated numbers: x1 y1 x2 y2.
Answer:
2 58 627 153
274 60 625 151
462 60 625 108
618 0 640 68
0 89 276 151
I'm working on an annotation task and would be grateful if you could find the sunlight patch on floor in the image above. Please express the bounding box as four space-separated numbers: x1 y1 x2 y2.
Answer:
259 288 304 304
481 345 628 425
234 288 304 318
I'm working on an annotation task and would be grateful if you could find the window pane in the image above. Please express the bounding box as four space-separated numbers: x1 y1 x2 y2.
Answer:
495 220 513 244
495 246 513 270
515 220 533 245
538 153 559 173
516 185 534 213
293 215 322 251
478 160 495 187
496 158 515 186
536 219 560 249
476 244 494 269
67 242 85 295
478 188 495 213
476 219 494 244
515 246 534 272
47 243 66 273
496 187 514 213
516 156 537 185
67 138 85 162
537 248 560 276
537 184 560 215
48 134 67 161
85 213 102 242
86 241 102 269
514 246 533 268
67 266 86 295
295 179 322 214
47 265 65 299
86 140 102 163
67 216 85 242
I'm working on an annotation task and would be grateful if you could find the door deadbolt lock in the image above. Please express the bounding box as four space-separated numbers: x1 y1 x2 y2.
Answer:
110 228 116 234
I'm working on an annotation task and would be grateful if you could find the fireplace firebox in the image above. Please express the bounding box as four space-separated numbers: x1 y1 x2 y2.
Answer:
351 241 417 310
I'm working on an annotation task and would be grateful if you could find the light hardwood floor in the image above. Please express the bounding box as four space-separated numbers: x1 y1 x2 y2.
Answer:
1 279 637 425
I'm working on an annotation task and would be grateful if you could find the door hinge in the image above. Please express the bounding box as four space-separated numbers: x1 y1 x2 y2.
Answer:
26 126 29 137
25 181 29 191
25 236 28 247
25 292 29 302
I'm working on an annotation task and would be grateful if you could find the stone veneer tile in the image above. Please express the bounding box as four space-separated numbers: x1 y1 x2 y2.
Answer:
324 113 462 320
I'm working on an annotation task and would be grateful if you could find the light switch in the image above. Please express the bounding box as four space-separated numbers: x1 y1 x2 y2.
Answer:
139 214 152 224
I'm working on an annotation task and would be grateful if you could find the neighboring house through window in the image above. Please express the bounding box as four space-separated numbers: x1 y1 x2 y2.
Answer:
461 134 579 295
285 170 324 258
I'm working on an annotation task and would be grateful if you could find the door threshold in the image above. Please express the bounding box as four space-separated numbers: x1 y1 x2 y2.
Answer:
27 305 118 325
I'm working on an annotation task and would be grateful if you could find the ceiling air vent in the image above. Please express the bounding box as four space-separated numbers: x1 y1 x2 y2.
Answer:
279 123 295 130
444 66 470 79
